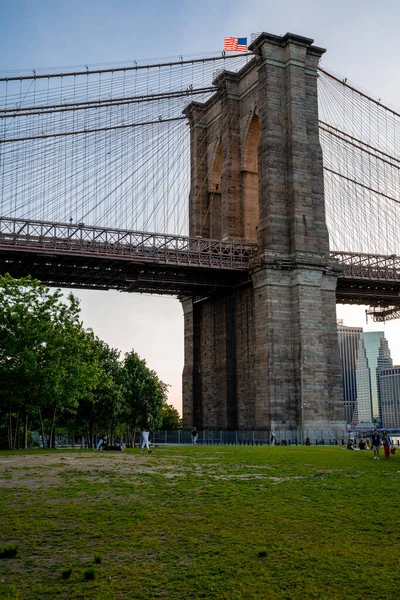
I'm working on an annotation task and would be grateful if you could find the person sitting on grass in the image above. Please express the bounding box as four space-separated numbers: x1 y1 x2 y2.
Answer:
96 436 108 450
103 441 125 451
347 439 356 450
358 439 366 450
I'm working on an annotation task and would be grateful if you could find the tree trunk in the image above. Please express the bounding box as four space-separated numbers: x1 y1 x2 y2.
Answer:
8 406 13 450
49 407 57 449
13 411 20 450
38 409 46 449
23 411 29 449
132 427 137 448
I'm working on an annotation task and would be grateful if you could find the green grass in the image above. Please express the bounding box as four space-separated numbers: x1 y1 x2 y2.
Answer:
0 446 399 599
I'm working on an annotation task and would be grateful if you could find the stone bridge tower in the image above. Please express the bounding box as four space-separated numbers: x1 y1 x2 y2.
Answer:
182 32 344 433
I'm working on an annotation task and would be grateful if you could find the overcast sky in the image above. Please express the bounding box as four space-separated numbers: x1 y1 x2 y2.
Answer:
1 0 400 413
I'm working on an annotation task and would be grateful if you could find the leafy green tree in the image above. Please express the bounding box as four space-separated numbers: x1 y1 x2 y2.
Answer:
0 274 101 448
121 351 168 445
160 403 182 430
72 339 123 447
0 274 172 450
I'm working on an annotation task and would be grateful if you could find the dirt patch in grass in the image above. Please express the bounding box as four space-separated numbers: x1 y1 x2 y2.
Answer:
0 451 203 491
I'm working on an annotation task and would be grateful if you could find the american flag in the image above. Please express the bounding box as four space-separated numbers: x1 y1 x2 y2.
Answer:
224 37 247 52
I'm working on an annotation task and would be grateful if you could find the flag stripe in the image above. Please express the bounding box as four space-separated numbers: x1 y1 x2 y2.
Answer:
224 37 247 52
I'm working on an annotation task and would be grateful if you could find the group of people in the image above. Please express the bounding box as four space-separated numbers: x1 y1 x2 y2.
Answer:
97 420 199 453
347 428 396 460
96 416 152 453
96 424 397 459
370 428 394 460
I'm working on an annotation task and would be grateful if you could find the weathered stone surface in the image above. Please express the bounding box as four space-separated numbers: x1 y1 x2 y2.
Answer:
182 32 344 432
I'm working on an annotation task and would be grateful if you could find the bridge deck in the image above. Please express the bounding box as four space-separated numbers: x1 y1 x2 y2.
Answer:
1 218 400 305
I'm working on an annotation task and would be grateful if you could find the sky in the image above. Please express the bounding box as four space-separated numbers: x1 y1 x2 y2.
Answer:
1 0 400 413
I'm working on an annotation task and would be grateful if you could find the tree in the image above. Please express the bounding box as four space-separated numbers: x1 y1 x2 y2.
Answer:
160 403 182 430
0 274 101 448
73 339 123 447
121 351 168 446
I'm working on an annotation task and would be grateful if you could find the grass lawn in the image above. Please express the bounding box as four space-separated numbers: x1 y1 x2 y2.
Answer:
0 445 399 599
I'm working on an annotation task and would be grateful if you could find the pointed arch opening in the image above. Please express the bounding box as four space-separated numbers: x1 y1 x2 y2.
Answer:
242 115 260 241
208 143 222 239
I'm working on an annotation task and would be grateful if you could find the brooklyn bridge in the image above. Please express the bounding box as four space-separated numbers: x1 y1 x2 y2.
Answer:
1 32 399 433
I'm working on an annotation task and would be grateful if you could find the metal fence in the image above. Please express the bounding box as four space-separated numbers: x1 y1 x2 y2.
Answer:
151 429 348 446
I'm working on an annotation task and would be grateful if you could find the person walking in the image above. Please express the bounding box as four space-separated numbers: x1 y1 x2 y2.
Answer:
382 430 391 460
191 427 198 446
271 430 276 446
371 428 381 460
140 417 152 454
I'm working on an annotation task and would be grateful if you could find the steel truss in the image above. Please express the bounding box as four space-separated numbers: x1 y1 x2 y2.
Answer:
332 251 400 315
1 218 400 310
0 217 256 296
0 217 256 269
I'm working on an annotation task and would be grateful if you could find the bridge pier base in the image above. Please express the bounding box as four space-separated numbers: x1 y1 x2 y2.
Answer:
182 252 344 432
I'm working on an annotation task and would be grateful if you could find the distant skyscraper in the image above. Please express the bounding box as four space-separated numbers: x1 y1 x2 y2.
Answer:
354 332 393 426
380 367 400 428
337 322 362 423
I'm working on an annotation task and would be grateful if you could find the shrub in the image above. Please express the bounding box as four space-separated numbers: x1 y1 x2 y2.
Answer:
0 544 18 559
84 568 95 581
94 555 102 564
61 567 72 580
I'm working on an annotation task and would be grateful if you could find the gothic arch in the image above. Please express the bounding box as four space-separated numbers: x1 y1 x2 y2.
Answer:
241 114 260 241
208 143 222 239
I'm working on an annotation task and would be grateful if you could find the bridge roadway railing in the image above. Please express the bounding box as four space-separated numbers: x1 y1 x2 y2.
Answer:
0 216 257 270
2 217 400 281
331 251 400 281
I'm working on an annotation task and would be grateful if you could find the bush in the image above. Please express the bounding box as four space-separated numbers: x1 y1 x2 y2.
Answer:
61 567 72 580
94 555 102 564
0 544 19 559
84 568 95 581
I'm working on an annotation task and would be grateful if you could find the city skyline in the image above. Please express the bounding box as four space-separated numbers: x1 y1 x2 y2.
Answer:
337 323 400 428
355 331 392 426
